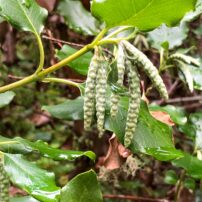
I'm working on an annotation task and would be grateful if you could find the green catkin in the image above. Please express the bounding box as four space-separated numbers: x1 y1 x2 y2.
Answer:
122 40 168 100
124 60 141 147
111 43 126 117
0 156 9 202
84 50 99 130
96 56 107 136
170 53 200 67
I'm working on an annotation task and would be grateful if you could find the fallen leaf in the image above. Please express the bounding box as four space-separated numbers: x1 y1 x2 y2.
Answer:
97 134 131 170
150 111 175 126
30 112 50 126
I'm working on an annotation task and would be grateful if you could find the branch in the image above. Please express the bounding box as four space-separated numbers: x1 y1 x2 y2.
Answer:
156 95 202 104
103 194 170 202
0 28 107 93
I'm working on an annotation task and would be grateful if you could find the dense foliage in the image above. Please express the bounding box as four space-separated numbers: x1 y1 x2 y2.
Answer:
0 0 202 201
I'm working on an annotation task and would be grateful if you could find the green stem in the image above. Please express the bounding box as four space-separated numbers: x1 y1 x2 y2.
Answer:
35 34 45 74
0 28 108 93
0 141 18 145
175 170 186 202
0 74 38 93
42 78 80 88
159 48 164 73
104 26 133 39
98 30 137 46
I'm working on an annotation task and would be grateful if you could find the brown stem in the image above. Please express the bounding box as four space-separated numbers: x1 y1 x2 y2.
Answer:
103 194 170 202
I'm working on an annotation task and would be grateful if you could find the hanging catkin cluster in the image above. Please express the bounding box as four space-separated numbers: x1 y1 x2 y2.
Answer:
109 40 168 147
84 48 107 136
124 60 141 147
0 156 9 202
122 40 169 100
170 53 200 67
84 41 168 147
111 44 126 117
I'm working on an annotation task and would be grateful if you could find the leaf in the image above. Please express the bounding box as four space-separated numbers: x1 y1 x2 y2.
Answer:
44 96 182 161
150 111 175 126
173 153 202 179
0 0 47 34
148 0 202 50
105 100 183 161
164 170 178 185
184 178 196 190
91 0 196 31
60 170 103 202
4 154 60 202
56 45 92 75
42 97 84 121
10 196 39 202
188 112 202 149
177 61 194 92
57 0 100 35
149 105 187 125
189 65 202 90
0 135 96 161
148 23 189 50
0 91 15 108
184 0 202 22
99 134 131 170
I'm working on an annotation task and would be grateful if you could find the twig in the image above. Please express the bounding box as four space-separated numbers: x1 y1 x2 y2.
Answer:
154 95 202 104
103 194 170 202
175 170 186 202
8 74 85 83
156 79 179 105
42 35 114 57
42 35 84 48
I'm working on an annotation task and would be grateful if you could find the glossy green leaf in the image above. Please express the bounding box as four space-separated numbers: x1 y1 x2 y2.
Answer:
173 153 202 179
56 45 92 75
0 91 15 108
184 0 202 22
149 105 187 125
4 154 60 202
148 0 202 50
91 0 196 31
43 96 182 161
61 170 103 202
10 196 39 202
105 99 183 161
0 0 47 34
42 97 84 121
0 135 96 161
57 0 100 35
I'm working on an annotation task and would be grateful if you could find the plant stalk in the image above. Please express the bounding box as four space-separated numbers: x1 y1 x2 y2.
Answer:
0 28 108 93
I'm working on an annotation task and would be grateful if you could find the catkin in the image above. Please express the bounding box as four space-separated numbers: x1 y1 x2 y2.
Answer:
0 156 9 202
84 50 99 130
124 60 141 147
111 43 126 117
96 56 107 136
122 40 168 100
170 53 200 67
